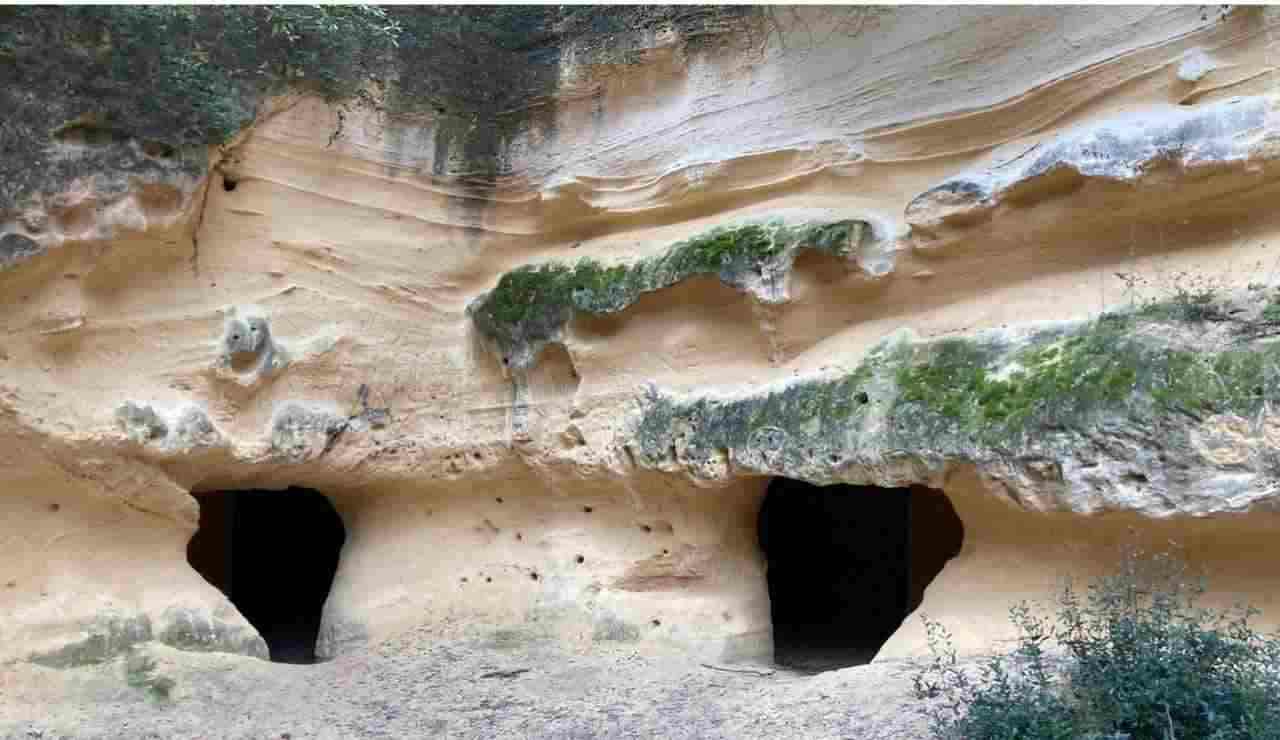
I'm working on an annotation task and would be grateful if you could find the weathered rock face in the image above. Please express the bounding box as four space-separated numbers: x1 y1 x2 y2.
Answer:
905 95 1280 250
6 5 1280 708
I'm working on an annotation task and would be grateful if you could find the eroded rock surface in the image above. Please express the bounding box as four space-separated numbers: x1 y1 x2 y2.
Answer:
907 95 1280 248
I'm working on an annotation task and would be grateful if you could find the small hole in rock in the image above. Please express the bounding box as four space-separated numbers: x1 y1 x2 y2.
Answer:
502 357 510 366
530 572 539 581
575 555 585 564
496 497 503 504
516 533 523 541
141 140 176 159
48 503 60 512
661 549 669 556
651 619 661 627
583 506 593 513
485 577 492 583
855 391 870 405
460 577 468 583
640 524 652 533
473 452 482 460
229 350 259 374
223 177 239 192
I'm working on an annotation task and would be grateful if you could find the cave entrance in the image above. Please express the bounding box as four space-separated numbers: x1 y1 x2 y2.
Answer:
758 479 963 672
187 487 345 664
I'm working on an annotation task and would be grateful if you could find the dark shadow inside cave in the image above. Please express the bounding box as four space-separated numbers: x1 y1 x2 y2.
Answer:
758 479 963 672
187 487 345 664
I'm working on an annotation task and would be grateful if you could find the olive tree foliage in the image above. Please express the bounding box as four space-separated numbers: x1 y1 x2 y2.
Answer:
912 547 1280 740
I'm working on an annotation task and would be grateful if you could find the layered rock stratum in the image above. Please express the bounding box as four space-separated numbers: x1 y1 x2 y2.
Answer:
5 5 1280 737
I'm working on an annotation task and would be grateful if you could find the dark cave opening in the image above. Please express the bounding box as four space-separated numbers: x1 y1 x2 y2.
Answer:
758 479 964 672
187 487 345 664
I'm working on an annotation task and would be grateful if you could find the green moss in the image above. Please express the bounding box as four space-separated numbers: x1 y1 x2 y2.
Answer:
484 259 633 327
487 263 575 326
1151 348 1269 414
896 317 1143 431
897 313 1280 434
799 221 859 257
471 219 864 369
672 224 777 273
1263 300 1280 325
569 260 631 304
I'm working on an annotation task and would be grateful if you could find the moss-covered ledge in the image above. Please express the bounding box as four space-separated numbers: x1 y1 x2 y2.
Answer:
631 297 1280 517
468 218 866 370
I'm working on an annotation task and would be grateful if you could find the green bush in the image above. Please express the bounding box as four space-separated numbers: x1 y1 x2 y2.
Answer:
912 548 1280 739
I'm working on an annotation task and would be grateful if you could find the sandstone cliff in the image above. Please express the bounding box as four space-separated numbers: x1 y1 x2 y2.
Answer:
5 5 1280 736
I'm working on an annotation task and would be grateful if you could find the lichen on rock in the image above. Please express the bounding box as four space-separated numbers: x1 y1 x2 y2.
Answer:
469 218 866 370
116 401 169 443
633 362 879 481
0 233 45 271
27 613 154 668
27 609 267 669
217 308 289 382
116 402 225 453
268 404 348 464
156 607 267 659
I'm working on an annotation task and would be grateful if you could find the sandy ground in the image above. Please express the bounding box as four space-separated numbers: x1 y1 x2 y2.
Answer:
0 628 933 740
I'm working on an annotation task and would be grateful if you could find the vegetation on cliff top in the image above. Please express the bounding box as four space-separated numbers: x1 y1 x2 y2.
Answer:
0 6 765 153
0 6 766 217
1 6 401 146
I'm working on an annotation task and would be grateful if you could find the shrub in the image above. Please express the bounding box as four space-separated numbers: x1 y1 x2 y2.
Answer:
1137 270 1230 324
912 548 1280 739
